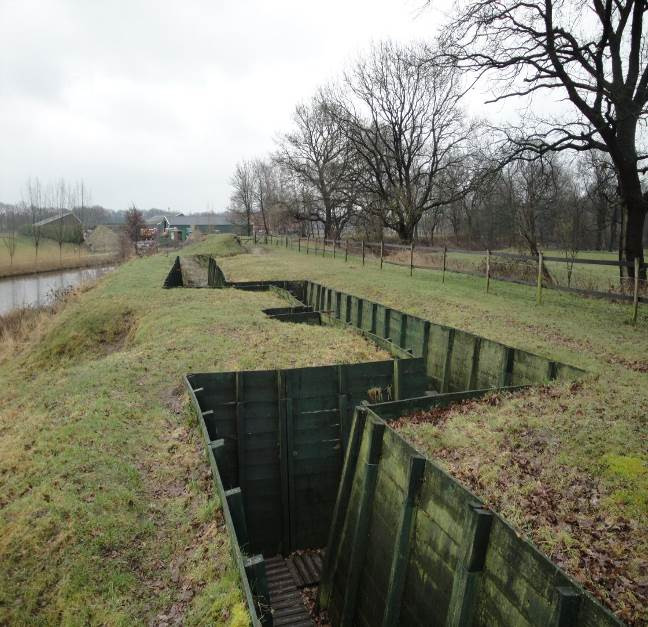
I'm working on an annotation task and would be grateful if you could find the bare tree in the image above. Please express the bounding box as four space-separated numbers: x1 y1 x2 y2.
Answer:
443 0 648 278
125 205 145 253
328 41 476 242
229 161 255 235
275 95 358 238
54 178 68 264
1 207 18 266
26 178 43 264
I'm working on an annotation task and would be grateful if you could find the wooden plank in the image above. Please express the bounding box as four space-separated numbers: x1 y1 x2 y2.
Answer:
225 487 250 551
381 455 426 627
340 417 386 627
551 586 582 627
277 371 290 556
441 328 455 393
468 336 481 390
317 407 368 612
244 555 272 626
446 503 493 627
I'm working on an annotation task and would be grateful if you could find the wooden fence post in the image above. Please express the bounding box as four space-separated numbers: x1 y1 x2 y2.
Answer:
306 236 310 254
333 238 336 259
485 250 491 293
298 237 301 252
442 246 447 284
633 257 640 325
380 240 384 270
409 242 414 277
345 239 349 262
253 230 257 244
323 238 326 257
362 240 365 266
537 252 543 305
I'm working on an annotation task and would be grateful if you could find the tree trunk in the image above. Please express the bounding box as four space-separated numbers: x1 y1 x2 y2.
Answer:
617 165 647 281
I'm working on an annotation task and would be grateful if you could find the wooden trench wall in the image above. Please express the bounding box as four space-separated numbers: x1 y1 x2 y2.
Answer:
301 280 583 390
318 404 622 627
180 264 617 626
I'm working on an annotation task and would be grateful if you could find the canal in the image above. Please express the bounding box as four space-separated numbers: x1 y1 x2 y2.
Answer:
0 266 114 315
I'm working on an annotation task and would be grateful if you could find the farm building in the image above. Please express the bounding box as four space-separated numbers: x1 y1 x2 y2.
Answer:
33 212 83 242
146 213 248 241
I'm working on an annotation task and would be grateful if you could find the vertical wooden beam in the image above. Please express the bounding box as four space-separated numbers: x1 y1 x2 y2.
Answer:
298 237 301 252
633 256 640 325
285 396 296 551
357 298 364 330
551 586 582 627
225 487 249 550
547 360 558 381
485 249 491 293
338 365 349 451
499 347 515 388
421 320 431 364
362 239 365 266
345 239 349 262
323 238 326 257
442 246 447 284
383 308 391 341
446 503 493 627
340 419 385 627
318 408 369 612
277 371 291 555
441 328 455 393
410 241 414 276
371 303 378 334
346 295 352 324
306 235 309 255
380 239 384 270
467 336 481 390
537 252 543 305
235 372 245 491
399 314 408 349
392 359 402 401
381 456 426 627
333 238 336 258
244 555 272 626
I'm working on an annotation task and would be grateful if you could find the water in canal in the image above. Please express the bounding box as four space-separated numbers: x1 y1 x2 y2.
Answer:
0 266 114 316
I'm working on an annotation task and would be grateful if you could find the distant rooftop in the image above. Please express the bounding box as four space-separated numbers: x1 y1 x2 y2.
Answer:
33 212 81 227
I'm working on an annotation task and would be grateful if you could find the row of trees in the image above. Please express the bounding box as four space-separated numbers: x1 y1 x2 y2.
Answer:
230 0 648 279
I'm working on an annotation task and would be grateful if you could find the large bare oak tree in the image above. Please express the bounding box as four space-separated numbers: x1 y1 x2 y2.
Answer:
442 0 648 278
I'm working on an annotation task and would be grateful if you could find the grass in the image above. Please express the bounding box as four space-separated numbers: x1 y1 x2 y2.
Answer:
0 234 115 278
2 234 645 624
226 239 647 625
0 235 388 626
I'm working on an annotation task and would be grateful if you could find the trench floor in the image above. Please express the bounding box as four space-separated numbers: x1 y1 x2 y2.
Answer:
265 550 324 626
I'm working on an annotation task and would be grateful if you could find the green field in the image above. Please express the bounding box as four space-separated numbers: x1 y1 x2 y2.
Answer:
1 235 646 625
0 234 113 278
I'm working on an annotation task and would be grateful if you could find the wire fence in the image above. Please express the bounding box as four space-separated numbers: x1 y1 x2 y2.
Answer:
246 232 647 324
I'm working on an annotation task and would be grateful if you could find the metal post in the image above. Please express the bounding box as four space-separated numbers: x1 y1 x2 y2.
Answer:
380 240 384 270
485 249 491 293
536 252 543 305
633 257 640 325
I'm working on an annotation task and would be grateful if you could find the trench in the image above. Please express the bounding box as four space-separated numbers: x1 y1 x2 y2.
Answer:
170 256 621 627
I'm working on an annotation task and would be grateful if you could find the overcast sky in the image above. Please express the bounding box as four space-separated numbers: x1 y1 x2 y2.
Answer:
0 0 471 212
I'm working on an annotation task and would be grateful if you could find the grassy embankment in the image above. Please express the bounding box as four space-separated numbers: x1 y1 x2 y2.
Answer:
0 234 115 279
222 240 647 625
0 236 388 625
